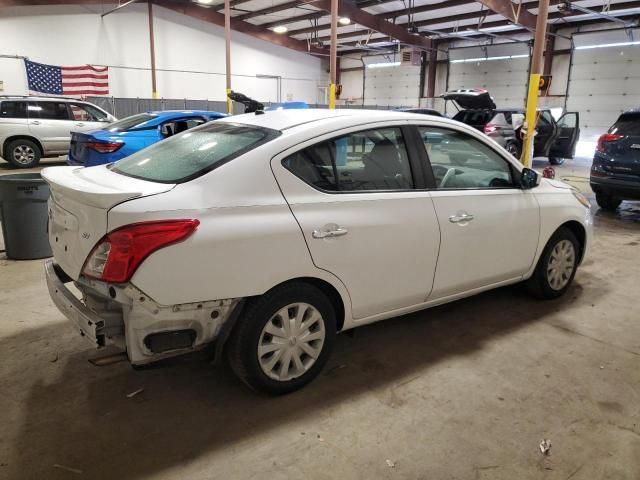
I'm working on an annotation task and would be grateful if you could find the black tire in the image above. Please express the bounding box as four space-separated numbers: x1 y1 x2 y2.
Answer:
525 226 580 300
226 282 336 395
505 141 520 158
549 156 565 166
5 139 41 168
595 192 622 211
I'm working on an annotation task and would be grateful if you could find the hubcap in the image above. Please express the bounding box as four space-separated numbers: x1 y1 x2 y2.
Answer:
13 145 35 165
547 239 576 290
258 302 326 382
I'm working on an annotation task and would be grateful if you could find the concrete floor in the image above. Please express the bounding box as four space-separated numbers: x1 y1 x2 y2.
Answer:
1 156 639 480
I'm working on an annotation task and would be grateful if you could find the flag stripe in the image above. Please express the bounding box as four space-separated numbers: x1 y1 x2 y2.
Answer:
61 73 108 80
62 82 109 87
60 65 108 73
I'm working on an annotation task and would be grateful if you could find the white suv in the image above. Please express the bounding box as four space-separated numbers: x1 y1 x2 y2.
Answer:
0 96 115 168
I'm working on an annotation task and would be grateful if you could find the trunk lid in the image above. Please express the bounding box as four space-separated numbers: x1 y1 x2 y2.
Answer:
442 89 497 110
42 165 175 279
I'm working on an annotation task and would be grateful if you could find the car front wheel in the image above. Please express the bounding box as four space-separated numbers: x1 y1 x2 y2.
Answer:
595 192 622 211
5 139 41 168
526 227 579 299
227 282 336 395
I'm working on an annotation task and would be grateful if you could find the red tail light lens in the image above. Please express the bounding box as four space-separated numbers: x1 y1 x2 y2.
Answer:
596 133 623 153
86 141 123 154
484 124 498 134
82 220 199 283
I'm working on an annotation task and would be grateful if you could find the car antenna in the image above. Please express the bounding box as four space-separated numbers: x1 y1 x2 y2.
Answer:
227 91 265 115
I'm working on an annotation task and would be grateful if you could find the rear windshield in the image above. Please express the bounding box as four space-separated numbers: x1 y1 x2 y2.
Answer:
106 113 157 132
611 113 640 136
111 122 280 183
452 110 492 125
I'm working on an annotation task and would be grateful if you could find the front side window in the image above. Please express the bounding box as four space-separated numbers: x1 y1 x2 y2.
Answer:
69 103 108 122
283 127 413 192
0 101 27 118
419 127 515 189
28 102 70 120
538 111 554 127
112 122 279 183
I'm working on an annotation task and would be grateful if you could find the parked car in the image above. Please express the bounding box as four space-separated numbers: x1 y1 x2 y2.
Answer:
395 107 446 117
0 95 115 168
590 110 640 210
68 110 226 167
43 109 592 395
443 89 580 165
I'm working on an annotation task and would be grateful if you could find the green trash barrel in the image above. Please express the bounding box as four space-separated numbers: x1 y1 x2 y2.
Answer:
0 173 52 260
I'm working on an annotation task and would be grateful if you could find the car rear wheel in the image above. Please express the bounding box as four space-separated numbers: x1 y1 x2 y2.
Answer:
525 227 579 300
595 192 622 211
226 282 336 395
549 156 565 165
5 139 42 169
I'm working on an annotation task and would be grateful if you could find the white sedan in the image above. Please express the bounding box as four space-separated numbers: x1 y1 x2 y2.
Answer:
43 109 592 394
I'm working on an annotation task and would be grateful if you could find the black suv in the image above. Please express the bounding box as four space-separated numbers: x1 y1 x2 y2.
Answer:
590 110 640 211
443 89 580 165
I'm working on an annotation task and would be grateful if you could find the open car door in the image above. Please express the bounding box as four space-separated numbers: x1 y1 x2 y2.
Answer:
549 112 580 160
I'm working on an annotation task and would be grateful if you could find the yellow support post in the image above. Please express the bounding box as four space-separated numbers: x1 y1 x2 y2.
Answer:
329 83 337 110
522 73 540 168
226 88 233 114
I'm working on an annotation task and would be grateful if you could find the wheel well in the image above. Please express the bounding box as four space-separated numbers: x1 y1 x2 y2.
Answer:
3 136 44 157
278 277 346 332
559 220 586 263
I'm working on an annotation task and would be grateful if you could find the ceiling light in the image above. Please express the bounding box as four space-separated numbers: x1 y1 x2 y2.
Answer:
273 25 288 34
338 17 351 25
195 0 215 4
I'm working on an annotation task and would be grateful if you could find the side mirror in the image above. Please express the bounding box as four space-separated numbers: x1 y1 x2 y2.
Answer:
520 167 540 190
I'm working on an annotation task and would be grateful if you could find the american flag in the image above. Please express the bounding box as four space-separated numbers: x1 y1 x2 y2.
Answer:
24 59 109 97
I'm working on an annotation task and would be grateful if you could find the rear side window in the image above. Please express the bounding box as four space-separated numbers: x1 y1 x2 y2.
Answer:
112 122 280 183
0 101 27 118
28 102 70 120
106 113 157 132
283 127 413 192
611 113 640 135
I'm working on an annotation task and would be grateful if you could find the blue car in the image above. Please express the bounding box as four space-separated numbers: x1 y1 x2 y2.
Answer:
68 110 226 166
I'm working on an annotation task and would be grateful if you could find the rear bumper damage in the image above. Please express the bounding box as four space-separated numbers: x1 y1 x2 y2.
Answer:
44 259 241 365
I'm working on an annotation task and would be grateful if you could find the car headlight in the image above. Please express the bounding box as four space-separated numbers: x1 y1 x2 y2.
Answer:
572 190 591 209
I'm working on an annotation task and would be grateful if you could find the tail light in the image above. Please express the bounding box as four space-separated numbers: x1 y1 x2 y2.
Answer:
484 124 498 134
82 220 199 283
86 141 124 154
596 133 623 153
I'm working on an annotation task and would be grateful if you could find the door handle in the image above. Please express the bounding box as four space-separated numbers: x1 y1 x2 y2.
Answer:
312 224 348 239
30 121 41 125
449 213 474 223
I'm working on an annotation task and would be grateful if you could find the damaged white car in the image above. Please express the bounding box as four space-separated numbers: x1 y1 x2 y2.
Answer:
44 109 592 394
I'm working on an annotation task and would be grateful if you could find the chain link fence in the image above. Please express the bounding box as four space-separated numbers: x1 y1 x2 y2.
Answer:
86 96 412 117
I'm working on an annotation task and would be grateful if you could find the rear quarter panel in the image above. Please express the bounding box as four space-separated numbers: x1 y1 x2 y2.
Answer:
107 145 352 313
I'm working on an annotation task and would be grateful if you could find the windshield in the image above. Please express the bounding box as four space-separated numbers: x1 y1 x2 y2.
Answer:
611 113 640 136
106 113 158 132
111 122 280 183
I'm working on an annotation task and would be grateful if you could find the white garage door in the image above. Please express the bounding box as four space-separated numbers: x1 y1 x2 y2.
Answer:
567 28 640 142
447 43 531 114
363 55 421 107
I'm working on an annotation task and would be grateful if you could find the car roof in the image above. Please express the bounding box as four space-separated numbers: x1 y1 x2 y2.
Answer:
217 108 456 131
142 110 226 119
0 95 89 102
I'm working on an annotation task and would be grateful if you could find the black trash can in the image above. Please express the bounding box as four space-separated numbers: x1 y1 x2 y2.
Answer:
0 173 52 260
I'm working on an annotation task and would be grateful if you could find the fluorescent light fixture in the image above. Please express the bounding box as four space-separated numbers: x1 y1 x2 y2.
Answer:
338 17 351 25
195 0 215 4
273 25 288 34
366 61 401 69
575 40 640 50
450 54 529 63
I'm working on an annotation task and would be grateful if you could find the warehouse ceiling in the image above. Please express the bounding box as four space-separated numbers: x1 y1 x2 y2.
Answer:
2 0 640 55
